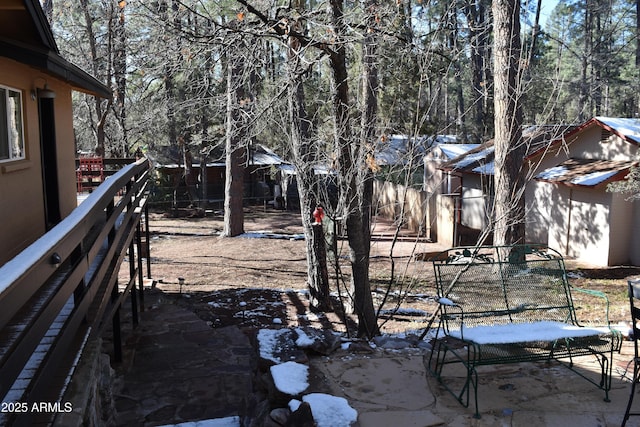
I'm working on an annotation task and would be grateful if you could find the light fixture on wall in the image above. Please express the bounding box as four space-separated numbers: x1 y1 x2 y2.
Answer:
30 77 56 100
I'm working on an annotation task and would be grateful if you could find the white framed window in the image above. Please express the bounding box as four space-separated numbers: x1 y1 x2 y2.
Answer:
0 85 25 162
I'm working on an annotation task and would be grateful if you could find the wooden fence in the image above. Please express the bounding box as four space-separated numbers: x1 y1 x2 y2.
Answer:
0 158 151 426
373 180 428 235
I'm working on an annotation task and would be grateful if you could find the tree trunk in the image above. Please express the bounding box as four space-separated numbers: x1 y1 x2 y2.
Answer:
80 0 108 157
329 0 378 338
463 0 490 141
287 15 332 312
42 0 53 23
360 0 378 255
637 0 640 68
492 0 525 248
114 0 128 156
223 34 246 237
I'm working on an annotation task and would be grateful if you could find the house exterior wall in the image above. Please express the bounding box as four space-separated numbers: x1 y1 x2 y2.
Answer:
0 57 77 265
630 201 640 266
437 194 455 247
572 125 639 160
547 185 612 266
54 81 80 218
525 180 551 244
525 122 640 266
609 192 634 265
460 175 488 230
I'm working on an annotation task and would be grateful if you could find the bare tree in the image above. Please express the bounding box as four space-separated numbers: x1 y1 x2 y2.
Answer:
286 3 333 312
492 0 525 247
79 0 112 156
222 32 248 237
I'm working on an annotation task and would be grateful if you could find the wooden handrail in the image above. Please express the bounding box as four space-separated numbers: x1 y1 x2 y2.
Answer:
0 158 152 426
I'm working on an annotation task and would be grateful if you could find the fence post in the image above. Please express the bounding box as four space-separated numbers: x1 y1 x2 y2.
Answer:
129 240 139 326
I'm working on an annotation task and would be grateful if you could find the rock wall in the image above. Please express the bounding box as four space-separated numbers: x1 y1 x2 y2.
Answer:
54 338 115 426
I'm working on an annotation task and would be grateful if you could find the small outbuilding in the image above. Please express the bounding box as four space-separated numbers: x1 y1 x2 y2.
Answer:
439 119 640 266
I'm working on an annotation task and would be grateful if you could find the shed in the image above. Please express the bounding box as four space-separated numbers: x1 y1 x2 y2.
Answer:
438 119 640 266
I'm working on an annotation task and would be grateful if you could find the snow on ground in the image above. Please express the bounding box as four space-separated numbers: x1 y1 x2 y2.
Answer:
239 231 305 240
258 326 358 426
157 415 240 427
270 361 309 395
256 328 293 364
289 394 358 427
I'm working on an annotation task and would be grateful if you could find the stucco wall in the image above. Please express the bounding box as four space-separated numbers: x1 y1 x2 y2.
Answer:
609 192 635 265
526 122 640 266
525 180 552 244
460 175 488 230
0 57 78 265
547 186 612 266
571 124 639 161
630 201 640 266
437 194 455 247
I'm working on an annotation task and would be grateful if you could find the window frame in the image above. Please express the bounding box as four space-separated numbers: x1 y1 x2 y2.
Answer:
0 84 26 163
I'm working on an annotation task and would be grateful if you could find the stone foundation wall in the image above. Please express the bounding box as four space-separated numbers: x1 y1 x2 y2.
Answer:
54 338 115 427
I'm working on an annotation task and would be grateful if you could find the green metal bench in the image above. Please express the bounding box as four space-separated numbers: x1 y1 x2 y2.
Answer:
426 244 622 418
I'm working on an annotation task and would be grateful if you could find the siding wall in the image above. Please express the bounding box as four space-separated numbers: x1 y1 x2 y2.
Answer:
0 57 77 265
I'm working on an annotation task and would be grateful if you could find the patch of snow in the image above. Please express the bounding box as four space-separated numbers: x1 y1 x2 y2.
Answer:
536 163 620 186
156 415 240 427
473 161 495 175
596 117 640 144
453 146 494 169
257 329 291 363
379 307 428 316
571 169 618 186
298 312 322 322
272 318 283 324
295 328 316 347
438 144 480 160
449 321 612 345
240 232 305 240
289 393 357 427
438 297 455 306
271 361 309 395
536 165 568 180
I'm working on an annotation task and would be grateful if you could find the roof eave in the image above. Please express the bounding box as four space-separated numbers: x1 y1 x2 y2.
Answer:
0 37 111 98
24 0 58 51
535 168 630 189
525 119 598 160
594 117 640 147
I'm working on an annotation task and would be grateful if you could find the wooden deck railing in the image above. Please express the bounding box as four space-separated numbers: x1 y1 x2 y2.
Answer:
0 157 152 426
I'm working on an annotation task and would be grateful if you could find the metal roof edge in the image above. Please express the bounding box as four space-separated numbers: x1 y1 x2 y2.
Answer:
0 37 111 98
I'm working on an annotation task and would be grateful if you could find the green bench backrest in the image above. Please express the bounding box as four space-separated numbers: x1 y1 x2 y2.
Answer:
433 245 576 328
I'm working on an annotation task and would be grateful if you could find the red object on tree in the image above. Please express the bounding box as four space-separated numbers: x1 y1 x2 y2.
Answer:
313 206 325 224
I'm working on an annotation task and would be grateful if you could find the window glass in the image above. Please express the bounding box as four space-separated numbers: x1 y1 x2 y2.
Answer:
0 85 25 162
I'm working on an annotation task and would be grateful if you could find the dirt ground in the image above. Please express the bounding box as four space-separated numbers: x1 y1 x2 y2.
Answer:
142 206 640 336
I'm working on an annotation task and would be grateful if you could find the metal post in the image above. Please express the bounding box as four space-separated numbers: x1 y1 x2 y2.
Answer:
144 203 151 279
129 241 139 326
136 221 145 311
112 280 122 363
